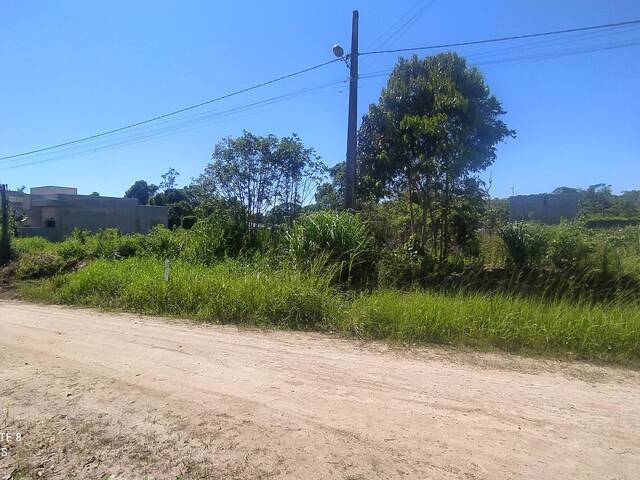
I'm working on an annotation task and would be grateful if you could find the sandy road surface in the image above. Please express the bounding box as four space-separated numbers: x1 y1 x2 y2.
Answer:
0 301 639 479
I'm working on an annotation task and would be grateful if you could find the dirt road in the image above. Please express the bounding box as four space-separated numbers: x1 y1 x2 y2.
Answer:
0 300 638 479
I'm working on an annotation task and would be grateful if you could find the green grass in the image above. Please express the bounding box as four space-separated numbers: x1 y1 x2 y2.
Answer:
343 290 640 363
22 257 339 330
13 236 59 256
20 257 640 365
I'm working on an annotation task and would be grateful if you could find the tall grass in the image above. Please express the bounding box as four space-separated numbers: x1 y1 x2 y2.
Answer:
343 290 640 362
20 257 640 364
287 210 375 285
24 257 339 330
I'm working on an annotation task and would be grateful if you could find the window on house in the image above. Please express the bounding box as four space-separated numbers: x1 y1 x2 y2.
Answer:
44 218 56 228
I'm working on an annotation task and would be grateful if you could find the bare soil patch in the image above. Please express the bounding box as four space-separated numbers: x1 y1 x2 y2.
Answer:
1 300 639 479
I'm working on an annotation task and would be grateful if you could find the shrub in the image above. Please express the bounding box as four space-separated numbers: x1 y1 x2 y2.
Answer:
377 237 434 289
546 222 592 271
249 225 287 259
181 215 197 230
16 251 66 279
287 211 376 285
55 238 89 262
583 216 640 229
479 232 506 267
13 236 54 256
180 213 249 264
499 222 547 269
143 225 184 259
82 228 145 259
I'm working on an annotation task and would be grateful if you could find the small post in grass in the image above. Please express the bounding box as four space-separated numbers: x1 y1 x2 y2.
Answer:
163 258 170 282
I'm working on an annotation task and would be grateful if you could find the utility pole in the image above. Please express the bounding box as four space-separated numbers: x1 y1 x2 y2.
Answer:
344 10 359 210
0 184 12 266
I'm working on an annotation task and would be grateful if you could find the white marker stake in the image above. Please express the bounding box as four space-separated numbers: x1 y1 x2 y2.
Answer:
163 258 170 282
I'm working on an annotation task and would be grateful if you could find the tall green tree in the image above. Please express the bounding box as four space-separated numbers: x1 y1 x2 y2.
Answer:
619 190 640 216
196 132 275 226
358 53 514 261
150 185 201 228
124 180 158 205
315 162 345 210
581 183 614 216
270 134 325 224
195 131 325 228
159 167 180 191
552 186 583 195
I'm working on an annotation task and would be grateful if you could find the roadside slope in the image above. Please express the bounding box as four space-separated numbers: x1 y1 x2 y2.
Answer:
0 300 638 479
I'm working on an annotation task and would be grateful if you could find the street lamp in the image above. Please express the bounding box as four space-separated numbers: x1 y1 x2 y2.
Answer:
332 43 344 59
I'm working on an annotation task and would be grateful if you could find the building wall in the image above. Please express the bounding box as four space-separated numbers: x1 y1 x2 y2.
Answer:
54 195 140 238
135 205 169 233
509 193 582 223
30 186 78 196
12 191 168 241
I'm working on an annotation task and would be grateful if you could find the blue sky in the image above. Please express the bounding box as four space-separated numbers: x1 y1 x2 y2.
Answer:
1 0 639 198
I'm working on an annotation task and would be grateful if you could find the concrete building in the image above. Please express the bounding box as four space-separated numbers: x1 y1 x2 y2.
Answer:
508 192 582 224
8 186 168 241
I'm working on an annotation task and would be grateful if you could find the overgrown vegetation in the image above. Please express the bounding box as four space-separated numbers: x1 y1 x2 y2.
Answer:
287 210 375 285
4 212 639 364
23 258 338 330
345 290 639 362
18 252 640 364
3 52 640 365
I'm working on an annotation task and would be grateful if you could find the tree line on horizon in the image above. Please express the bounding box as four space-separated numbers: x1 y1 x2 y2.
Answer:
123 53 516 262
119 52 637 263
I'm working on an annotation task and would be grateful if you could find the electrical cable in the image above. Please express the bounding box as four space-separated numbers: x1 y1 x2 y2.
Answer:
0 58 341 161
359 19 640 56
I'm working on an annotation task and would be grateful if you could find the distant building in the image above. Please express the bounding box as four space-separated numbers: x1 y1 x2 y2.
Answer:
8 186 168 241
509 191 582 224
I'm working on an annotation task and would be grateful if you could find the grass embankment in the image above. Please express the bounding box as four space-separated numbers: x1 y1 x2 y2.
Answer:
21 258 338 330
20 257 640 364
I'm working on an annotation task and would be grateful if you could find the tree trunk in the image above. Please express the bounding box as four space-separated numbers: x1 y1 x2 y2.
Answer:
407 170 416 237
440 173 451 263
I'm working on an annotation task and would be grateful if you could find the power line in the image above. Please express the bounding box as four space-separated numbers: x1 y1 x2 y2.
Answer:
0 78 348 170
473 38 640 68
358 37 640 81
440 24 638 64
2 77 347 164
4 18 638 165
374 0 435 50
0 58 341 162
360 19 640 56
362 0 436 71
365 0 425 51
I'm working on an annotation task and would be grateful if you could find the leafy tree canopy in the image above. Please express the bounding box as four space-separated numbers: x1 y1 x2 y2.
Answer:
358 53 514 260
314 162 345 210
124 180 158 205
195 131 325 228
159 167 180 191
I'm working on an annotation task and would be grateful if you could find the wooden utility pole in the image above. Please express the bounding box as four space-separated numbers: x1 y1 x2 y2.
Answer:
344 10 359 210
